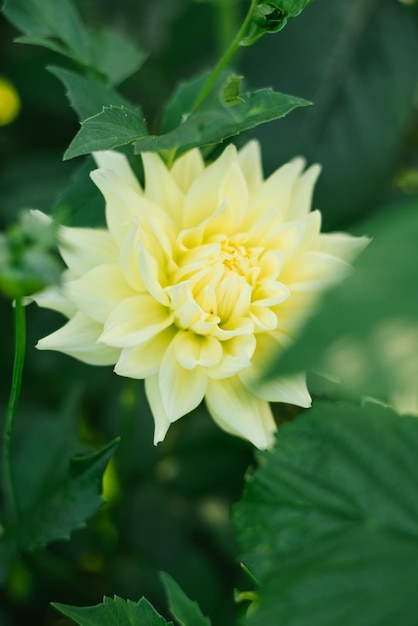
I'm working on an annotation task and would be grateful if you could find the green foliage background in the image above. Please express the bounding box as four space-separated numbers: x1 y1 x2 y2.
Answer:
1 0 418 625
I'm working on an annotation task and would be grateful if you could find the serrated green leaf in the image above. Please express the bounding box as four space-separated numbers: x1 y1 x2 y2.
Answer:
0 393 119 557
16 437 119 549
234 400 418 626
160 572 211 626
64 106 148 160
135 86 309 155
268 196 418 402
49 67 133 121
53 595 173 626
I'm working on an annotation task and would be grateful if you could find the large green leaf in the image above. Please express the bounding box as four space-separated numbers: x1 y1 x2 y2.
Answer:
160 572 212 626
2 0 90 61
0 397 118 562
234 400 418 626
269 196 418 402
241 0 418 228
49 67 134 121
1 0 146 85
64 106 148 160
134 81 309 155
53 596 173 626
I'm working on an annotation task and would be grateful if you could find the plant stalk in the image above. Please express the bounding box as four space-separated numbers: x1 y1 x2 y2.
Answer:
2 298 26 524
190 0 257 113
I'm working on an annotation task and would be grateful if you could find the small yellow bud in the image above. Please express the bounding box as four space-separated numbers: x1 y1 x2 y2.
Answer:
0 77 21 126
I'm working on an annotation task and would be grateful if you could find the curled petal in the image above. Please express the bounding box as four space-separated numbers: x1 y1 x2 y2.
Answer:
207 334 256 379
205 376 276 449
159 337 208 422
93 150 142 194
115 326 176 378
174 331 223 370
99 295 174 347
36 312 119 366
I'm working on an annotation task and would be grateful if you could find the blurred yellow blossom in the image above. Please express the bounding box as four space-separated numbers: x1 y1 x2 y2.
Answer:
34 143 368 448
0 76 20 126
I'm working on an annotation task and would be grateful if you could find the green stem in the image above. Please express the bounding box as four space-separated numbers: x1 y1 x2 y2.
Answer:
2 298 26 524
215 0 240 56
190 0 257 114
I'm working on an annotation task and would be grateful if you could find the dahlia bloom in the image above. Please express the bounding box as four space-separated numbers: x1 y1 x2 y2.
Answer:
35 142 368 448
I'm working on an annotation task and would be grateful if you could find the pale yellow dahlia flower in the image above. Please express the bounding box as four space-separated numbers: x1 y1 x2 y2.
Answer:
35 142 368 448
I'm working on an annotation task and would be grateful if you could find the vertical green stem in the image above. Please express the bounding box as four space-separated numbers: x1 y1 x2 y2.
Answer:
2 298 26 524
164 0 256 169
215 0 241 56
190 0 257 113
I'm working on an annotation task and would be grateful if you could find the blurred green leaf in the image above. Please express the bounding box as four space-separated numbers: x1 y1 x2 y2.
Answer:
2 0 90 61
0 392 119 558
160 572 212 626
53 596 173 626
64 106 148 160
268 196 418 402
1 0 146 85
234 400 418 626
242 0 418 227
88 28 147 87
49 67 134 121
134 74 309 154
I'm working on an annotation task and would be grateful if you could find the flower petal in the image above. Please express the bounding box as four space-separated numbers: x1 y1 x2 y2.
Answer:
174 331 223 370
238 140 263 195
58 226 118 276
283 251 352 292
241 369 312 407
170 148 205 193
207 334 256 379
159 336 208 422
205 376 276 449
65 264 136 323
36 312 119 365
319 232 370 263
99 295 174 347
183 144 239 229
93 150 142 195
247 158 306 225
31 285 77 318
115 326 176 378
142 152 185 225
288 163 321 220
145 375 171 444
